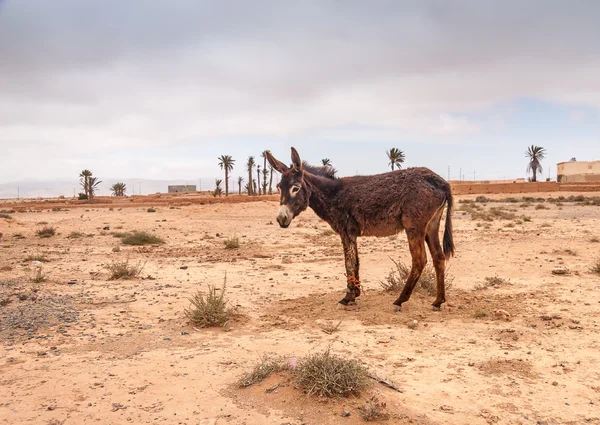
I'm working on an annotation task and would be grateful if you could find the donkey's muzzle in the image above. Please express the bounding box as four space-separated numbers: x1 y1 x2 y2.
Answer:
277 205 293 228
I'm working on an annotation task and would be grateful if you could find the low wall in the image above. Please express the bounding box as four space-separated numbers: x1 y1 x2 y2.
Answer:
451 181 600 195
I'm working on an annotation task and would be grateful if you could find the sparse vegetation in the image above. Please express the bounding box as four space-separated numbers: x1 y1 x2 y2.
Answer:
12 233 25 239
553 248 577 256
475 275 511 290
535 204 549 210
223 235 240 249
359 395 390 422
67 231 85 239
590 257 600 275
590 237 600 243
473 312 488 319
381 258 453 296
295 347 370 397
319 320 342 334
105 257 145 280
25 253 48 262
0 213 13 220
121 231 164 245
321 229 335 236
184 277 232 327
147 207 156 213
36 226 56 238
236 355 287 388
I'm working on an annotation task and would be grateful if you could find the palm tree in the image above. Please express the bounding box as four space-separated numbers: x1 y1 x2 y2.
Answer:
213 179 223 197
257 165 261 196
525 145 546 182
268 166 274 195
110 182 127 196
87 176 102 202
237 177 244 195
79 169 92 199
386 148 405 170
261 151 271 195
321 158 332 166
246 156 255 196
217 155 235 196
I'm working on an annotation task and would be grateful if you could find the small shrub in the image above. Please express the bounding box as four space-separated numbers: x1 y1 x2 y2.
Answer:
590 237 600 243
519 203 532 208
121 231 164 245
30 264 46 283
540 223 552 228
67 231 84 239
589 257 600 275
295 347 370 397
473 312 487 319
322 229 335 236
476 275 511 290
475 196 491 203
380 258 453 296
236 355 287 388
105 257 145 280
147 207 156 213
359 395 390 422
112 231 131 238
25 253 48 262
319 320 342 334
0 213 13 220
184 277 231 327
223 235 240 249
522 216 532 222
12 233 25 239
37 221 48 225
36 226 56 238
553 248 577 256
535 204 549 210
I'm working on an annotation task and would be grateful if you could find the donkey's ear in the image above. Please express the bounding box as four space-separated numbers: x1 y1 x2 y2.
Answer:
291 147 302 171
265 150 288 173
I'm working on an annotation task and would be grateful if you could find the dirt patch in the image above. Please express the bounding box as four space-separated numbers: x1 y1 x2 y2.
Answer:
268 289 540 328
478 359 538 380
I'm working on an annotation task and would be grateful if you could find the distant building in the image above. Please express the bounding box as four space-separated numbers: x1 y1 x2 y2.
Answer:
557 160 600 182
168 185 197 193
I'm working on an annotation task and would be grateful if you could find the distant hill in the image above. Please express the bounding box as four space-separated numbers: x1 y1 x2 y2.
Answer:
0 178 219 199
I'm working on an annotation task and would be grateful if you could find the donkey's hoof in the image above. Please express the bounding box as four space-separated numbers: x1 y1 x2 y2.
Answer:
393 305 402 313
338 298 349 306
432 305 441 312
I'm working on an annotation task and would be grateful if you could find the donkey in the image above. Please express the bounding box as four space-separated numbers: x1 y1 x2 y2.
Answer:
266 147 455 311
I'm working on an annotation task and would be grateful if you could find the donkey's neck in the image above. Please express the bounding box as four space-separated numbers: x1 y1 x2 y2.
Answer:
304 173 342 224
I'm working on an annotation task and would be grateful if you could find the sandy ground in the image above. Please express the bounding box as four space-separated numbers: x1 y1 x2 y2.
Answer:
1 193 600 425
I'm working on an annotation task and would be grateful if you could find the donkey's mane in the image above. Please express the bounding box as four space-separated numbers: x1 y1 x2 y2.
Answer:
300 161 337 179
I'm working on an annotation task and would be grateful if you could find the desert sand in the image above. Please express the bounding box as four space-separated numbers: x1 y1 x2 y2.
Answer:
1 192 600 424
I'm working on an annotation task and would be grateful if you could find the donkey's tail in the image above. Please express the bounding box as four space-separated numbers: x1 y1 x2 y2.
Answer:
442 185 455 260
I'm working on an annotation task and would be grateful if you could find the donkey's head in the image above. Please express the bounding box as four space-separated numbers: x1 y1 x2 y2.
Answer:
266 147 311 228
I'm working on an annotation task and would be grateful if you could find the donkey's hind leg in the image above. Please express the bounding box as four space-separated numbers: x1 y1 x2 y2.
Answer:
425 210 446 310
392 228 427 310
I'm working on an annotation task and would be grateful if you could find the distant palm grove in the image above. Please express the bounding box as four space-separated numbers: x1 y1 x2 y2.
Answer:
76 145 549 200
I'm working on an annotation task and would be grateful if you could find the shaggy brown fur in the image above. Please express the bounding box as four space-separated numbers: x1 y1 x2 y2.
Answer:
267 147 454 310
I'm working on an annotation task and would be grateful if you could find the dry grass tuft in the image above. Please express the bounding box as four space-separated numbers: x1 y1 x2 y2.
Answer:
0 213 13 220
590 257 600 276
553 248 578 256
25 253 48 262
36 226 56 238
295 347 370 398
475 275 511 290
105 257 145 280
223 235 240 249
380 258 453 296
359 395 390 422
121 231 164 245
321 229 335 236
184 276 232 327
67 231 85 239
319 320 342 334
590 237 600 243
236 355 288 388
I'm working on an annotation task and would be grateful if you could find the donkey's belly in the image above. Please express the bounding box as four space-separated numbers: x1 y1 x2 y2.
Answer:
361 223 404 237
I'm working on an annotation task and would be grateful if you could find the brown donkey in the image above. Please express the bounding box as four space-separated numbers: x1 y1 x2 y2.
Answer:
266 147 455 311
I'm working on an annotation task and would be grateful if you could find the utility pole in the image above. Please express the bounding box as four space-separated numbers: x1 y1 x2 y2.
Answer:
473 171 476 181
17 186 19 200
459 168 462 181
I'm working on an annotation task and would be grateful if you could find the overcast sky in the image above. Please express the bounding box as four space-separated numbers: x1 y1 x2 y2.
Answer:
1 0 599 188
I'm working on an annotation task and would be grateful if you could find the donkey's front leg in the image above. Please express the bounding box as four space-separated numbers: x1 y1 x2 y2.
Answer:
338 234 361 305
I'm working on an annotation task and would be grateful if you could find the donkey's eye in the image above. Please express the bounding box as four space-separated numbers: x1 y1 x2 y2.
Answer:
291 186 301 195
